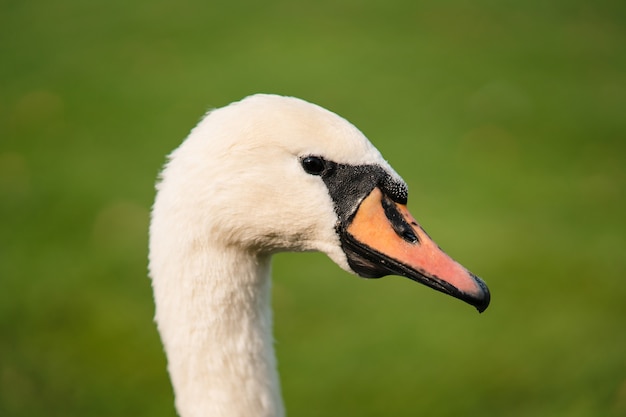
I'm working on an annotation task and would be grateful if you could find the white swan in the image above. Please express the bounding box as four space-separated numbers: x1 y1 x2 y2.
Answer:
149 94 490 417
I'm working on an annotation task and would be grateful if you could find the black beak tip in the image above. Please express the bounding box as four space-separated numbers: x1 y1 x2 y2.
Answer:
470 274 491 313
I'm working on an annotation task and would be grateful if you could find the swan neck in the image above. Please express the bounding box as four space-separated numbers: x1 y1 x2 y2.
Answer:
152 247 284 417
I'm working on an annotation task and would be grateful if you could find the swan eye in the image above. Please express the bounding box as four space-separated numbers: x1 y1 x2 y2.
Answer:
301 156 326 175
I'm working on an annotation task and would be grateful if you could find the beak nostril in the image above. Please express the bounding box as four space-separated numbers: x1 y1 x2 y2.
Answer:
402 229 418 244
381 194 420 245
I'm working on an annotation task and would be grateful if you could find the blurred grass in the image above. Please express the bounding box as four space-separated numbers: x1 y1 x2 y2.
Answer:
1 0 625 416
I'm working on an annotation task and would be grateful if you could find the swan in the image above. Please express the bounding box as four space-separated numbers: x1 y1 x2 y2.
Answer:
148 94 490 417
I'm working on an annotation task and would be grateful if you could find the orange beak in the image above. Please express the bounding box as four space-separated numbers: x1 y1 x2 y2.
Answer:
340 188 490 312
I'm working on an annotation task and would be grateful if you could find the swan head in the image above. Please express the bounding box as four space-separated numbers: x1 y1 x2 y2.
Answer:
152 94 490 312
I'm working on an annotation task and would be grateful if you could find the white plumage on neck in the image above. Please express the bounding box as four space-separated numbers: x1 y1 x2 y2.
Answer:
151 243 283 417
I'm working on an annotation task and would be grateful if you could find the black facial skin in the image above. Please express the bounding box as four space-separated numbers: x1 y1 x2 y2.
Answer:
299 156 407 224
298 155 491 313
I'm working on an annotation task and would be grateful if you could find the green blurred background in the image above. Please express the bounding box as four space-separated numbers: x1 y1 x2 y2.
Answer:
1 0 625 416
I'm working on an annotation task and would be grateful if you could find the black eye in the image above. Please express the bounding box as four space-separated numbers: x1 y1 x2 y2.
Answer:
301 156 326 175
